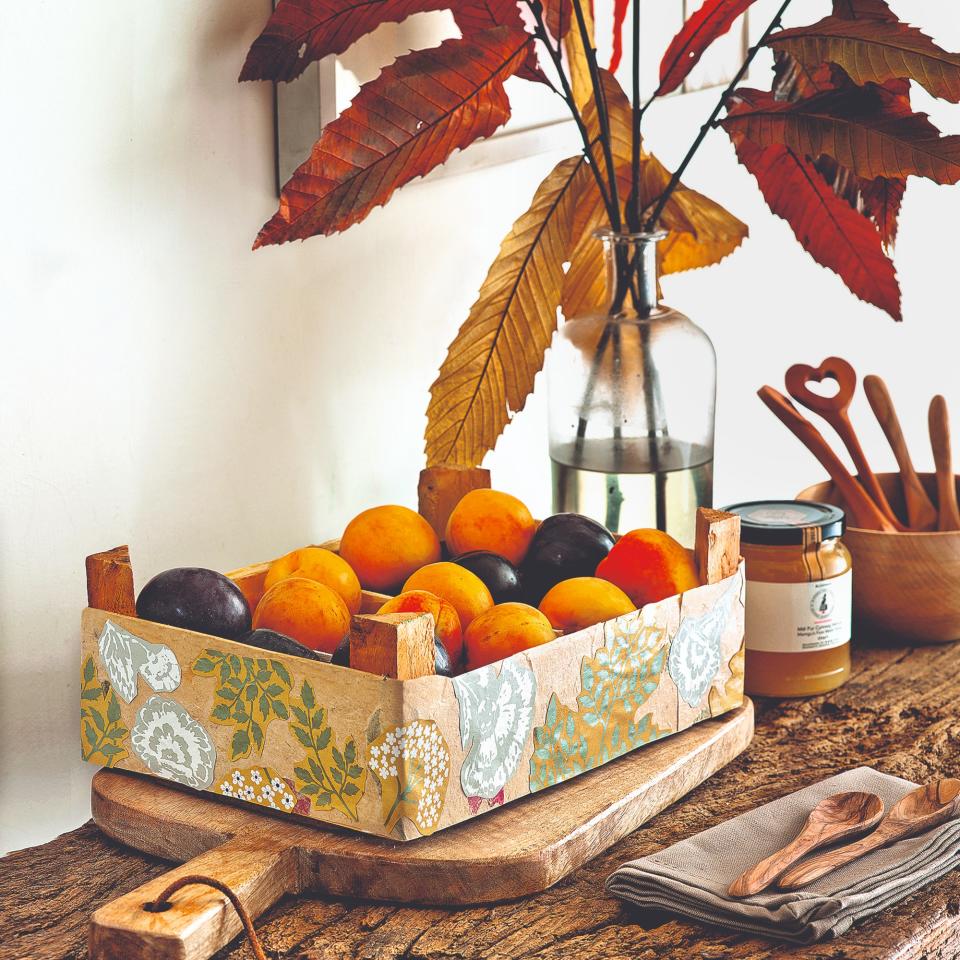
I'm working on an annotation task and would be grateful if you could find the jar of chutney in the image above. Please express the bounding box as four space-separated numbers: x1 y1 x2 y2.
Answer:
725 500 852 697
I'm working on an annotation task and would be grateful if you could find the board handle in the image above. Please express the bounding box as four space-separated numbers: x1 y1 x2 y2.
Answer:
89 835 299 960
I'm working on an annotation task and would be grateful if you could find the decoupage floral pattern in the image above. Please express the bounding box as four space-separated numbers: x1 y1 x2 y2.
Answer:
80 655 129 767
218 765 311 816
668 577 740 708
192 649 292 761
369 720 450 836
97 619 181 704
289 680 366 821
453 661 536 812
709 641 746 717
131 695 217 790
529 618 670 792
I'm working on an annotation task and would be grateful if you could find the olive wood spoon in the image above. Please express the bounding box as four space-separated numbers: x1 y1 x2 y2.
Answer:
778 779 960 890
929 395 960 531
786 358 906 530
863 375 938 531
758 386 897 532
728 791 884 897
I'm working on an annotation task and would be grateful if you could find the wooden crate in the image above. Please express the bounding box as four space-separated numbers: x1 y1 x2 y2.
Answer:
80 472 744 842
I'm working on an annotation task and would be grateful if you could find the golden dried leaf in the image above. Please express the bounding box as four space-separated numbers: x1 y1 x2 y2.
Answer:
425 155 590 467
562 72 747 317
562 0 595 110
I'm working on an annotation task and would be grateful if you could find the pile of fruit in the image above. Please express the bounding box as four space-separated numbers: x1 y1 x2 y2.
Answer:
134 489 700 676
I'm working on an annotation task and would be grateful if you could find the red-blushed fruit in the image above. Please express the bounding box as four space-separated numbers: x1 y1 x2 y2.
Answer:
538 577 635 633
264 546 362 613
445 489 538 566
595 529 699 607
252 577 350 654
464 602 556 670
377 589 463 664
402 562 494 631
339 505 441 591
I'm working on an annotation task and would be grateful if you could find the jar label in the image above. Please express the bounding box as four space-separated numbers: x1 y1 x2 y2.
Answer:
744 571 852 653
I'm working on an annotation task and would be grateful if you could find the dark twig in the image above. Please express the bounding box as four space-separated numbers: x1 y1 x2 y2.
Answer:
643 0 795 231
526 0 617 225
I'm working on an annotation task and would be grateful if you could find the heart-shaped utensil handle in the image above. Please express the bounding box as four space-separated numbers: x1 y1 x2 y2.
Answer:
786 358 905 530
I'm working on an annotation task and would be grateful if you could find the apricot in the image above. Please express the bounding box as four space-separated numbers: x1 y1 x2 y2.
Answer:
403 561 494 631
252 577 350 654
339 505 441 592
538 577 635 633
464 602 556 670
264 546 362 614
377 589 464 664
445 489 538 566
595 529 699 607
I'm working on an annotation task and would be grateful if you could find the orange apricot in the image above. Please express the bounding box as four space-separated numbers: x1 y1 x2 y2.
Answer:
377 590 464 664
595 529 699 607
339 505 441 592
403 561 494 631
538 577 635 633
252 577 350 654
264 546 362 614
445 489 538 566
464 602 556 670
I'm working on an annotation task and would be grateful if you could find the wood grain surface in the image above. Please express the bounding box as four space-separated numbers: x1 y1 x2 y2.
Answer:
7 642 960 960
84 701 753 959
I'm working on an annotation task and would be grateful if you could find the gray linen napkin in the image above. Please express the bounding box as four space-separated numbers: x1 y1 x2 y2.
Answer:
606 767 960 943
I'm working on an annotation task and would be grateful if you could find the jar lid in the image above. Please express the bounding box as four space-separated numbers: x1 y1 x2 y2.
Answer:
723 500 845 545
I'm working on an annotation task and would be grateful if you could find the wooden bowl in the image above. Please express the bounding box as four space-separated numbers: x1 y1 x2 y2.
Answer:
797 473 960 644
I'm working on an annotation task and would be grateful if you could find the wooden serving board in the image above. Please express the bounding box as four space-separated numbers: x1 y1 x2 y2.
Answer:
89 700 752 960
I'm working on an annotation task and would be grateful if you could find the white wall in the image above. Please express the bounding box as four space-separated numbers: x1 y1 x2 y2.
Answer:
2 1 958 851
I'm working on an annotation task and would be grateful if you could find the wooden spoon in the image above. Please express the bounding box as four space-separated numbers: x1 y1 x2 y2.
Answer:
778 779 960 890
929 395 960 532
786 358 906 530
863 375 938 531
728 792 884 897
758 386 897 532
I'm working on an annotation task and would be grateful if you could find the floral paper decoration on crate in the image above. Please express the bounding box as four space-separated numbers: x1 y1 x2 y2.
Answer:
79 507 746 841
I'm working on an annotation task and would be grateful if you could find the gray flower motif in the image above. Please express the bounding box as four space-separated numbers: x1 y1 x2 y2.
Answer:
668 578 739 707
97 620 181 703
131 696 216 789
453 660 537 806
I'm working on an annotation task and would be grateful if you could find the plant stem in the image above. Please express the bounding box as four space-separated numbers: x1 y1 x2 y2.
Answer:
569 0 622 230
643 0 795 231
526 2 617 225
627 0 642 233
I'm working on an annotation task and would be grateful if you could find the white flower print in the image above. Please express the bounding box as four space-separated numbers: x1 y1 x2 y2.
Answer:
250 770 263 785
130 697 216 790
97 620 181 704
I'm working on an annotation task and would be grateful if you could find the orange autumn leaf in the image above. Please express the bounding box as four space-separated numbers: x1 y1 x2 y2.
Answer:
769 13 960 104
722 84 960 184
254 28 533 246
732 135 901 321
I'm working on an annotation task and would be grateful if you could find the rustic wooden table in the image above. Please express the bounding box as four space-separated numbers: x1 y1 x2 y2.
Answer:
6 640 960 960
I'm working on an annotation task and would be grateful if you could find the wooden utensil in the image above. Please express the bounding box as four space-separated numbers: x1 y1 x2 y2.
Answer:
728 791 884 897
88 703 754 960
863 375 938 531
929 395 960 532
758 386 897 532
786 358 905 530
778 778 960 890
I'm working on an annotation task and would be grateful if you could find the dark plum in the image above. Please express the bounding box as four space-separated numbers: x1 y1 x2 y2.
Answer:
451 551 523 604
331 634 453 677
136 567 251 640
241 628 323 661
520 513 615 604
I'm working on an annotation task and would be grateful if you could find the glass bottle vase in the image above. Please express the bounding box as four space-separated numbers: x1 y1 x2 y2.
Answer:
547 230 716 546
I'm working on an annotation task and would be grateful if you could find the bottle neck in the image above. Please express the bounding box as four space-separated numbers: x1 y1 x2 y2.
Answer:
602 232 664 319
